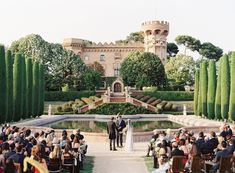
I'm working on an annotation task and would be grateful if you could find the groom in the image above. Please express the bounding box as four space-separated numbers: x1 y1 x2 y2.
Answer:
116 115 126 147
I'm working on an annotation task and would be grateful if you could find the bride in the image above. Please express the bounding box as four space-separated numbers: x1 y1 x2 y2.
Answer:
125 119 134 152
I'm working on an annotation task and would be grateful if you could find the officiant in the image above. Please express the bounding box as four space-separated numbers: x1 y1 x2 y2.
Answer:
116 115 126 147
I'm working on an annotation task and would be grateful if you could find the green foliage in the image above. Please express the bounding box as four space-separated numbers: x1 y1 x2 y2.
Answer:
194 70 199 115
116 32 144 44
143 91 193 101
22 56 28 119
26 58 33 118
215 59 222 119
5 50 13 122
229 52 235 121
167 42 179 58
82 69 102 90
13 53 23 121
61 84 70 92
207 60 216 119
33 61 40 117
39 63 45 115
199 42 223 61
85 103 154 115
45 91 95 101
221 55 230 120
89 61 105 76
175 35 201 52
165 54 196 86
120 52 166 89
0 45 6 122
200 61 208 117
10 34 88 91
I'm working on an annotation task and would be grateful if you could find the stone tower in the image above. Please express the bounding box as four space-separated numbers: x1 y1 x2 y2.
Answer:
141 21 169 64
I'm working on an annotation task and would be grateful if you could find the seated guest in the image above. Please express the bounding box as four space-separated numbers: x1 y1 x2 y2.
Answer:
9 145 25 171
158 140 171 165
5 143 16 159
225 138 235 154
4 158 16 173
48 145 62 171
201 131 218 154
171 142 184 157
72 136 80 149
32 148 48 173
195 131 205 152
212 141 230 171
76 129 84 141
179 139 189 156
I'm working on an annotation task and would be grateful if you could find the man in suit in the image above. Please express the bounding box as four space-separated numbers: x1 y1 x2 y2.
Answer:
107 117 117 151
171 142 184 157
116 115 126 147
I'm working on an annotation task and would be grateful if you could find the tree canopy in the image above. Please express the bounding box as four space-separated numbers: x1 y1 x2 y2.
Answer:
167 42 179 58
116 32 144 44
199 42 223 61
165 54 196 86
120 52 166 89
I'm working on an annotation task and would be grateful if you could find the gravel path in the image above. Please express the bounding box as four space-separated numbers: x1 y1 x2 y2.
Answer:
87 141 149 173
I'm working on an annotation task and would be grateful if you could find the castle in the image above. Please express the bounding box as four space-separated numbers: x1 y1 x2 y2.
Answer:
62 20 169 92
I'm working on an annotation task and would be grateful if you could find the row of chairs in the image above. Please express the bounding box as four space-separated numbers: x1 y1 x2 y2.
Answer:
168 155 233 173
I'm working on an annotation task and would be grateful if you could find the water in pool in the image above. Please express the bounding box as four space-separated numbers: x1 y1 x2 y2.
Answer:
46 120 182 133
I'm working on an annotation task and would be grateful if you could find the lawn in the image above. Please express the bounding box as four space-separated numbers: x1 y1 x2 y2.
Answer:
144 156 155 173
80 156 94 173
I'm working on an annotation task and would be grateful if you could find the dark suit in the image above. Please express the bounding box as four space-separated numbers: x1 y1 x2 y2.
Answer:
171 148 184 157
116 119 126 147
107 120 117 150
201 137 219 154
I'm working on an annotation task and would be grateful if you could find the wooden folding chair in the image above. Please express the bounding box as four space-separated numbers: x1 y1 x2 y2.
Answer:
217 155 233 173
168 156 186 173
14 163 22 173
190 156 206 173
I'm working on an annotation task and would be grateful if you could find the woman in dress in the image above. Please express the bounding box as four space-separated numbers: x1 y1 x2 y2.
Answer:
125 119 134 152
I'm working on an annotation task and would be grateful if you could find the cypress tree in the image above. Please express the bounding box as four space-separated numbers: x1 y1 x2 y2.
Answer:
221 55 230 120
201 61 208 117
194 69 199 115
26 58 33 118
0 45 6 123
215 59 222 120
197 63 202 116
13 53 23 121
229 52 235 121
38 63 45 116
33 61 39 117
22 56 28 119
5 50 13 122
207 60 216 119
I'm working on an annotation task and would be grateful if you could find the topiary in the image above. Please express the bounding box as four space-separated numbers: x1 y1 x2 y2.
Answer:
57 106 63 112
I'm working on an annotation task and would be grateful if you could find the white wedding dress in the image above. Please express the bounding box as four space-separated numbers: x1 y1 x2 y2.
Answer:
125 119 134 152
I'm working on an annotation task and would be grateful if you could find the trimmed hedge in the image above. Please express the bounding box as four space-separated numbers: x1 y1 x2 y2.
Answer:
45 91 95 101
85 103 154 115
144 91 193 101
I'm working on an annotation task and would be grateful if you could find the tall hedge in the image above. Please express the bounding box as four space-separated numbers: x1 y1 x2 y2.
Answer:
5 50 13 122
38 63 44 116
26 58 33 118
200 61 208 117
22 56 28 119
32 61 39 117
215 59 222 120
13 53 23 121
194 70 199 115
221 55 230 120
0 46 6 123
207 60 216 119
229 52 235 121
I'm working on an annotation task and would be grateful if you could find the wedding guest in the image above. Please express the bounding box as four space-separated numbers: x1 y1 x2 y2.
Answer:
4 158 16 173
107 117 117 151
171 142 184 157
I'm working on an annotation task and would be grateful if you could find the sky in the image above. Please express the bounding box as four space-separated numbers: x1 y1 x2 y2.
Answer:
0 0 234 54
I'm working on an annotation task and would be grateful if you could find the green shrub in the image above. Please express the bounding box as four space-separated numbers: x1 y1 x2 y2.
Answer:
221 55 230 120
57 106 63 112
85 103 154 115
164 103 173 111
194 70 199 115
135 95 145 100
146 97 157 104
140 96 151 102
215 59 222 120
81 97 93 104
45 91 95 101
150 99 161 106
63 107 73 112
229 52 235 121
61 84 70 92
143 91 193 101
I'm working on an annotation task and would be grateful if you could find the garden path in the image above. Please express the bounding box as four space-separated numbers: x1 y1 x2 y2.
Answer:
87 141 149 173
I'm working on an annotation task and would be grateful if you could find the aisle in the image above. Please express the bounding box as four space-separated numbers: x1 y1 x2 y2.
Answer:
87 141 149 173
